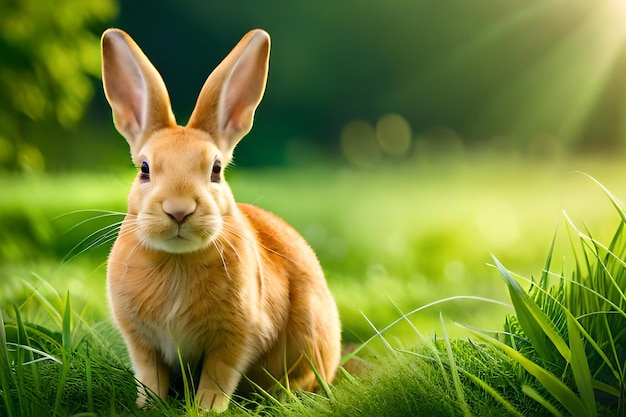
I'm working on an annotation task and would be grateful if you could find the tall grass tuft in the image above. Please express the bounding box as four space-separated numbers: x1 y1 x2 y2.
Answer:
0 285 138 416
314 177 626 417
476 179 626 416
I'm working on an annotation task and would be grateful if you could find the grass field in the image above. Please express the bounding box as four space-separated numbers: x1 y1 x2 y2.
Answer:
2 154 626 415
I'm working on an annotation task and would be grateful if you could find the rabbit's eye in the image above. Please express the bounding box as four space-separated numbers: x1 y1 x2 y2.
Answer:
211 160 221 183
140 161 150 182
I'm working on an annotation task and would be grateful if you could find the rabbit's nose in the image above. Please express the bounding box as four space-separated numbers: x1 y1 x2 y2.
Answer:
162 198 197 224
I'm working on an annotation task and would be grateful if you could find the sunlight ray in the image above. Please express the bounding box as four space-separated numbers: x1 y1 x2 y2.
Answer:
416 0 552 87
476 1 626 142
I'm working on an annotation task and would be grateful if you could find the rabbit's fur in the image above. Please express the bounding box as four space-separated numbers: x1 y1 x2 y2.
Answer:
101 28 341 412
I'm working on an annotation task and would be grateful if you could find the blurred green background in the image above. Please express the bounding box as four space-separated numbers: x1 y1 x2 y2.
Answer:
3 0 626 344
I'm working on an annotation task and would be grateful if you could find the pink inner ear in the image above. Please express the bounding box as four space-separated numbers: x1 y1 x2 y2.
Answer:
103 32 150 140
121 50 146 126
215 35 268 141
184 29 270 156
127 77 147 131
217 86 250 134
110 82 147 138
230 104 254 133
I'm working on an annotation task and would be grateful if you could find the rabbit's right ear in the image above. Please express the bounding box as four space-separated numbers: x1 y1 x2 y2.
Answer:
187 29 270 160
101 29 176 157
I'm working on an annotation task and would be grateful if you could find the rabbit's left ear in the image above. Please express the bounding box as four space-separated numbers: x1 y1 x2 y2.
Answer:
101 29 176 157
187 29 270 160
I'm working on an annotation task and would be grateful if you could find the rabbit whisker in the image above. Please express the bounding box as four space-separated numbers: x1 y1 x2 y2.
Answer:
212 237 231 280
53 208 131 221
63 220 128 263
214 230 242 263
94 221 141 250
57 210 133 234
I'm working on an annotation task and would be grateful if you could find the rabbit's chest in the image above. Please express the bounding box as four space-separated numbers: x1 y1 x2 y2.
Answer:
130 267 248 365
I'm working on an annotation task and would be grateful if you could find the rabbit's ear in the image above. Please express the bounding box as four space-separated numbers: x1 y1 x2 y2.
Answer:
101 29 176 156
187 29 270 159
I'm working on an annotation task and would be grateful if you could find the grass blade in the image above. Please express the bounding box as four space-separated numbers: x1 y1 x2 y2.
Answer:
440 313 472 417
591 379 620 397
576 172 626 223
6 343 62 365
398 346 525 417
342 296 510 364
0 309 15 417
474 331 591 417
54 292 73 415
305 354 334 401
493 256 571 363
567 315 597 417
20 280 63 327
62 291 72 354
388 298 453 392
85 344 94 413
462 369 525 417
522 385 565 417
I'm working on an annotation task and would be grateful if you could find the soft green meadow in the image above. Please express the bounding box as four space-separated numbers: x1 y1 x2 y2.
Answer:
2 155 626 415
3 155 624 339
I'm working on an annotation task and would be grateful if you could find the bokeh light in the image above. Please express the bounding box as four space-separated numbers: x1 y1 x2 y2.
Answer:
340 120 381 168
376 113 412 157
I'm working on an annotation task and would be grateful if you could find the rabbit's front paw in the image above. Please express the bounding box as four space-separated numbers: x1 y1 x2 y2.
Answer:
135 388 149 409
198 389 230 413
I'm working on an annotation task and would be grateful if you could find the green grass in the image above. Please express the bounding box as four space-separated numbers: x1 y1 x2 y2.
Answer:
484 178 626 416
2 156 624 340
2 156 626 415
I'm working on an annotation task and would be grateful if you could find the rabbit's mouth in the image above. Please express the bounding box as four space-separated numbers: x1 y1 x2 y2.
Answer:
146 228 212 254
137 215 222 254
144 233 210 254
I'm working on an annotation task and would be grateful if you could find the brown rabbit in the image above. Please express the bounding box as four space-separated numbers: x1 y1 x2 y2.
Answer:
101 28 341 412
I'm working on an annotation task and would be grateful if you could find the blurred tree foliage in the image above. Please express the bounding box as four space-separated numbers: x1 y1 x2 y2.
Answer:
3 0 626 171
0 0 117 171
111 0 626 166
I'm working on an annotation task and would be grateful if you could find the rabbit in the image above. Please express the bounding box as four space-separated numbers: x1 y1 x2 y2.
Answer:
100 28 341 412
